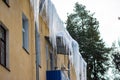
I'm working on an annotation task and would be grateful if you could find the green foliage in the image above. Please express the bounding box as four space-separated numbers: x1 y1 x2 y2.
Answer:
108 42 120 79
112 42 120 72
66 2 111 80
113 52 120 71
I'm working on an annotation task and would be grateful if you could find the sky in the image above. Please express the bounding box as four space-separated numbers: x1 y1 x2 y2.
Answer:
51 0 120 47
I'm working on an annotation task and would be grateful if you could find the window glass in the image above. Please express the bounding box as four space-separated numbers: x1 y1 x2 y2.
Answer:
22 13 29 52
0 27 5 40
0 25 6 67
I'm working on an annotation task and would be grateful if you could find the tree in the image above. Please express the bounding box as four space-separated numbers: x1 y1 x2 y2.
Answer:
113 40 120 71
66 3 111 80
109 42 120 79
113 52 120 71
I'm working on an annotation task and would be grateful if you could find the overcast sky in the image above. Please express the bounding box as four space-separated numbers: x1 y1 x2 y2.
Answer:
51 0 120 47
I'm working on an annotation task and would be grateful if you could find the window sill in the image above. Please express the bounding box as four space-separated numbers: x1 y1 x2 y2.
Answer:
0 64 10 72
2 0 10 7
22 47 30 55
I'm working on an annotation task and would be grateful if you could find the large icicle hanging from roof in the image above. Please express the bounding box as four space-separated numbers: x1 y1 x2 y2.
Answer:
44 0 87 80
45 0 74 51
47 0 69 49
30 0 40 33
30 0 87 80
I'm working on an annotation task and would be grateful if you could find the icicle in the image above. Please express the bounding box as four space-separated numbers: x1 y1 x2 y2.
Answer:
45 0 87 80
30 0 40 33
30 0 87 80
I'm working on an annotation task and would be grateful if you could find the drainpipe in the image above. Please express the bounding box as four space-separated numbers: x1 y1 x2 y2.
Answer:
35 23 40 80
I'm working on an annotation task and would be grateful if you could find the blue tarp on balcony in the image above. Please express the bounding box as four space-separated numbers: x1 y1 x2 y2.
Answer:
46 70 68 80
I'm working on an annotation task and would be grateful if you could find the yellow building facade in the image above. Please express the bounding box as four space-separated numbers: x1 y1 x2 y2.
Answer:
0 0 87 80
0 0 36 80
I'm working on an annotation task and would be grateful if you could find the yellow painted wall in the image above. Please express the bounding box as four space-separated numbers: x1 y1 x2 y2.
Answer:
70 64 77 80
39 34 47 80
57 54 69 77
39 15 57 80
39 16 49 80
0 0 36 80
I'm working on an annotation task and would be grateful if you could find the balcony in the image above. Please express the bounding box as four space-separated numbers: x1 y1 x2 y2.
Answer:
46 70 69 80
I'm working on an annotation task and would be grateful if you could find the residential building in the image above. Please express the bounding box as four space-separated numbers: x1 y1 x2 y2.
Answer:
0 0 87 80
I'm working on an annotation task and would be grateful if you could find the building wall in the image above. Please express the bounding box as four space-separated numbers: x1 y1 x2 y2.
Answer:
70 64 77 80
39 15 51 80
57 54 69 77
0 0 77 80
0 0 36 80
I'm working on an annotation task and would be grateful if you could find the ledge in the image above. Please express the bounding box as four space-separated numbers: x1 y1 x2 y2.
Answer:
0 64 10 72
22 47 30 55
2 0 10 8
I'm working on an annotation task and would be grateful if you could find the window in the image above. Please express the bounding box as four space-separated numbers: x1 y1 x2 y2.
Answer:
50 52 54 70
46 48 58 70
22 13 29 52
0 25 6 67
0 23 9 71
2 0 10 7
